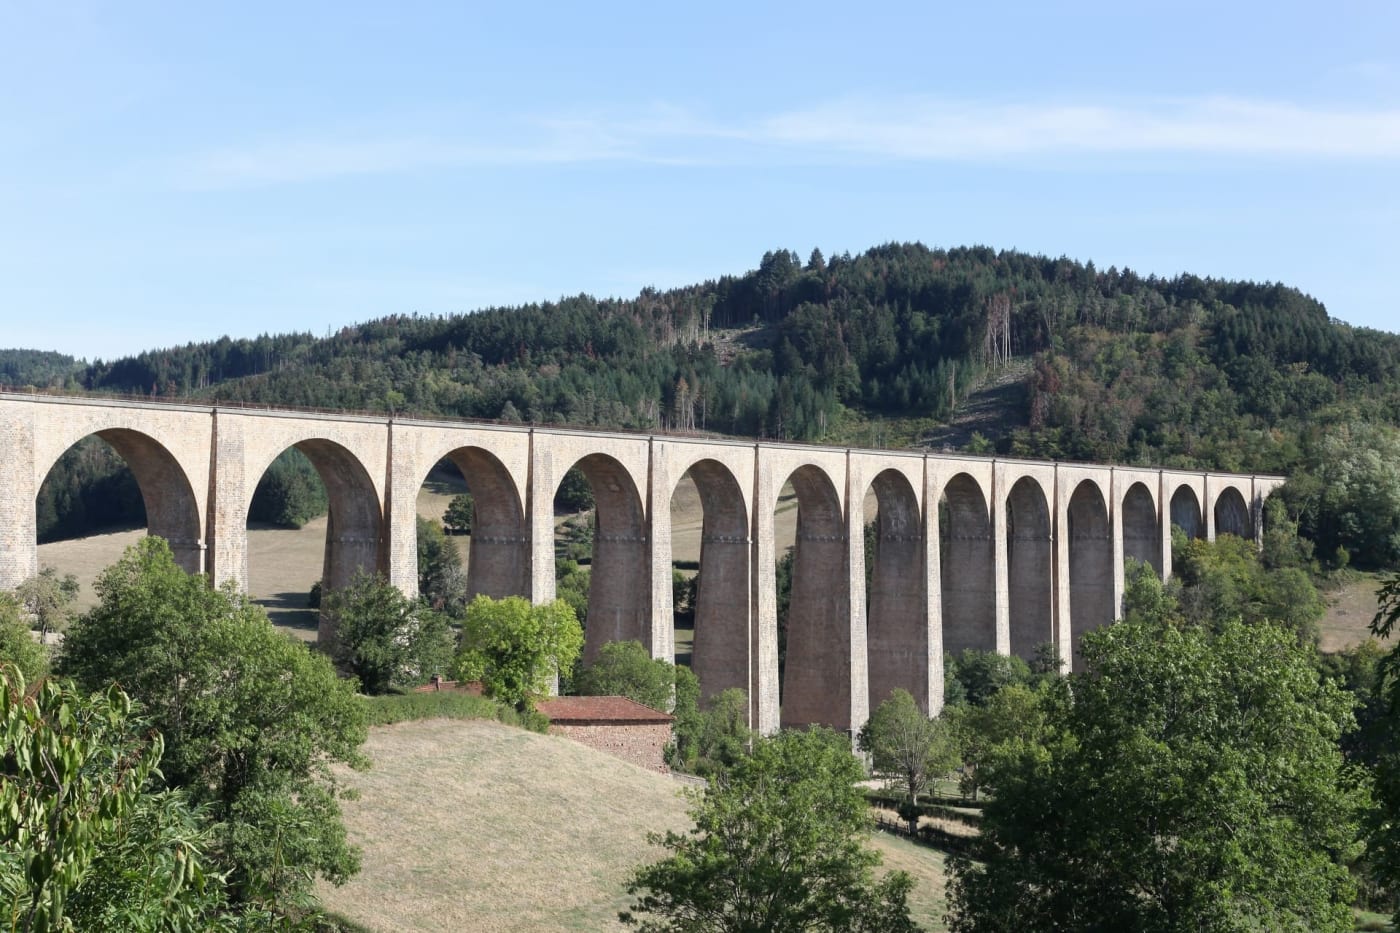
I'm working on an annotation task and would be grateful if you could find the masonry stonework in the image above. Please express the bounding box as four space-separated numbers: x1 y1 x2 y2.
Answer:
0 392 1284 738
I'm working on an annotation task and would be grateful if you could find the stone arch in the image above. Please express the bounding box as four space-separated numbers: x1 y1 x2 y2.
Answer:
1170 485 1203 540
1069 480 1113 671
940 473 996 657
1214 486 1253 540
40 429 204 574
564 452 650 663
1006 476 1053 662
1122 482 1161 575
865 469 928 712
250 439 384 648
676 458 751 702
434 446 528 600
779 463 851 730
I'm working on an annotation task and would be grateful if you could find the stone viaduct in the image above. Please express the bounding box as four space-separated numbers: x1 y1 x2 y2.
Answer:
0 392 1282 735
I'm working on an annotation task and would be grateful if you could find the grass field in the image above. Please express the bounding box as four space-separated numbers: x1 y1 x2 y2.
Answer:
317 718 951 932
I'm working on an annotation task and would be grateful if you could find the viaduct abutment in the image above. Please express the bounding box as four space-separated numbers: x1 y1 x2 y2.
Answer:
0 392 1283 735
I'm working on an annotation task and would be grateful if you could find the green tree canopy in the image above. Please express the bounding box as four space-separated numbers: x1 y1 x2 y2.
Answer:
857 689 958 824
0 665 224 932
442 493 474 535
58 537 368 908
574 640 674 711
453 595 583 711
623 727 920 932
326 571 455 695
947 618 1368 932
0 594 49 682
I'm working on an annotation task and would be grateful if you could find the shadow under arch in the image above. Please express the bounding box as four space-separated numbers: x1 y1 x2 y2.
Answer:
254 439 383 647
865 469 928 712
1006 476 1052 662
780 464 850 731
678 459 751 703
1068 480 1113 672
1170 486 1204 541
39 429 204 574
566 453 649 663
1123 482 1161 575
436 446 527 600
1214 487 1253 540
940 474 995 657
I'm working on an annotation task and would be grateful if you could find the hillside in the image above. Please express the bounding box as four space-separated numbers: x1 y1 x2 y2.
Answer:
318 718 950 932
11 241 1400 570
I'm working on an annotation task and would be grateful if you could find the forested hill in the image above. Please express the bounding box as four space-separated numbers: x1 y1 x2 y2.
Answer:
15 243 1400 476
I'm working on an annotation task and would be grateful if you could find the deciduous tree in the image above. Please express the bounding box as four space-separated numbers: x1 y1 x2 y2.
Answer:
622 728 920 932
947 618 1367 932
858 689 958 828
453 595 583 711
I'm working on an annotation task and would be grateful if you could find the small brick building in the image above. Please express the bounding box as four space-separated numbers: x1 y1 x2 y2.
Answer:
535 696 674 773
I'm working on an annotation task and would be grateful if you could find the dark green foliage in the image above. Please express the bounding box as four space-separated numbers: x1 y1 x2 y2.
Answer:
668 682 753 777
248 448 328 528
1363 575 1400 922
58 538 368 909
1282 423 1400 570
0 594 49 682
622 727 921 932
575 640 675 712
555 467 596 512
442 493 474 535
359 691 547 732
943 649 1035 707
0 348 81 387
415 516 465 612
1172 528 1326 644
325 571 455 694
554 559 591 629
947 619 1367 932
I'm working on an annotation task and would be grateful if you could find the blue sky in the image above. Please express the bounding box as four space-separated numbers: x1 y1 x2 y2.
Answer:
2 1 1397 362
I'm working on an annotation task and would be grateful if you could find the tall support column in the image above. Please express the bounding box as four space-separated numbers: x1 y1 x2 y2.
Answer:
1110 468 1125 619
844 451 870 740
1159 470 1173 581
527 430 556 606
992 461 1010 655
207 409 249 592
647 440 675 663
0 404 38 591
923 459 945 716
1204 473 1218 542
384 420 419 598
1052 465 1073 672
751 446 780 734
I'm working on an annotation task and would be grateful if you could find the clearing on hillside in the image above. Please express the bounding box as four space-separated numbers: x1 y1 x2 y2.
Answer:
319 718 950 932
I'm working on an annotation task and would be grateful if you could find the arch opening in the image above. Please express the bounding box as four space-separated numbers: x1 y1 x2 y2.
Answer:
35 430 202 613
1214 487 1253 540
1006 476 1053 662
1123 482 1161 575
669 460 750 704
425 447 527 607
778 464 850 731
245 440 382 648
940 474 996 658
864 470 928 713
558 454 649 664
1068 481 1113 671
1170 486 1204 541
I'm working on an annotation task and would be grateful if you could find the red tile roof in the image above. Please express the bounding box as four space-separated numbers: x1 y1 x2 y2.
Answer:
536 695 674 724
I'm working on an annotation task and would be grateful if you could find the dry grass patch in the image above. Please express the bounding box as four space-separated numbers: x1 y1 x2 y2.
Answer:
318 718 692 932
1319 575 1389 653
320 719 952 932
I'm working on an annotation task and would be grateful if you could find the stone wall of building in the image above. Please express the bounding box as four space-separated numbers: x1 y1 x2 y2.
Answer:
548 722 673 773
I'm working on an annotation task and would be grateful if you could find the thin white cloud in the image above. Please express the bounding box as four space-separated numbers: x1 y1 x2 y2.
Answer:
175 95 1400 189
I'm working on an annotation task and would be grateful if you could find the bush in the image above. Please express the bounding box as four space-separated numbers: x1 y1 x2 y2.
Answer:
359 691 548 733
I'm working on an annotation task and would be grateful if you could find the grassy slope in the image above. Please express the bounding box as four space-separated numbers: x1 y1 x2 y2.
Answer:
318 719 950 933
